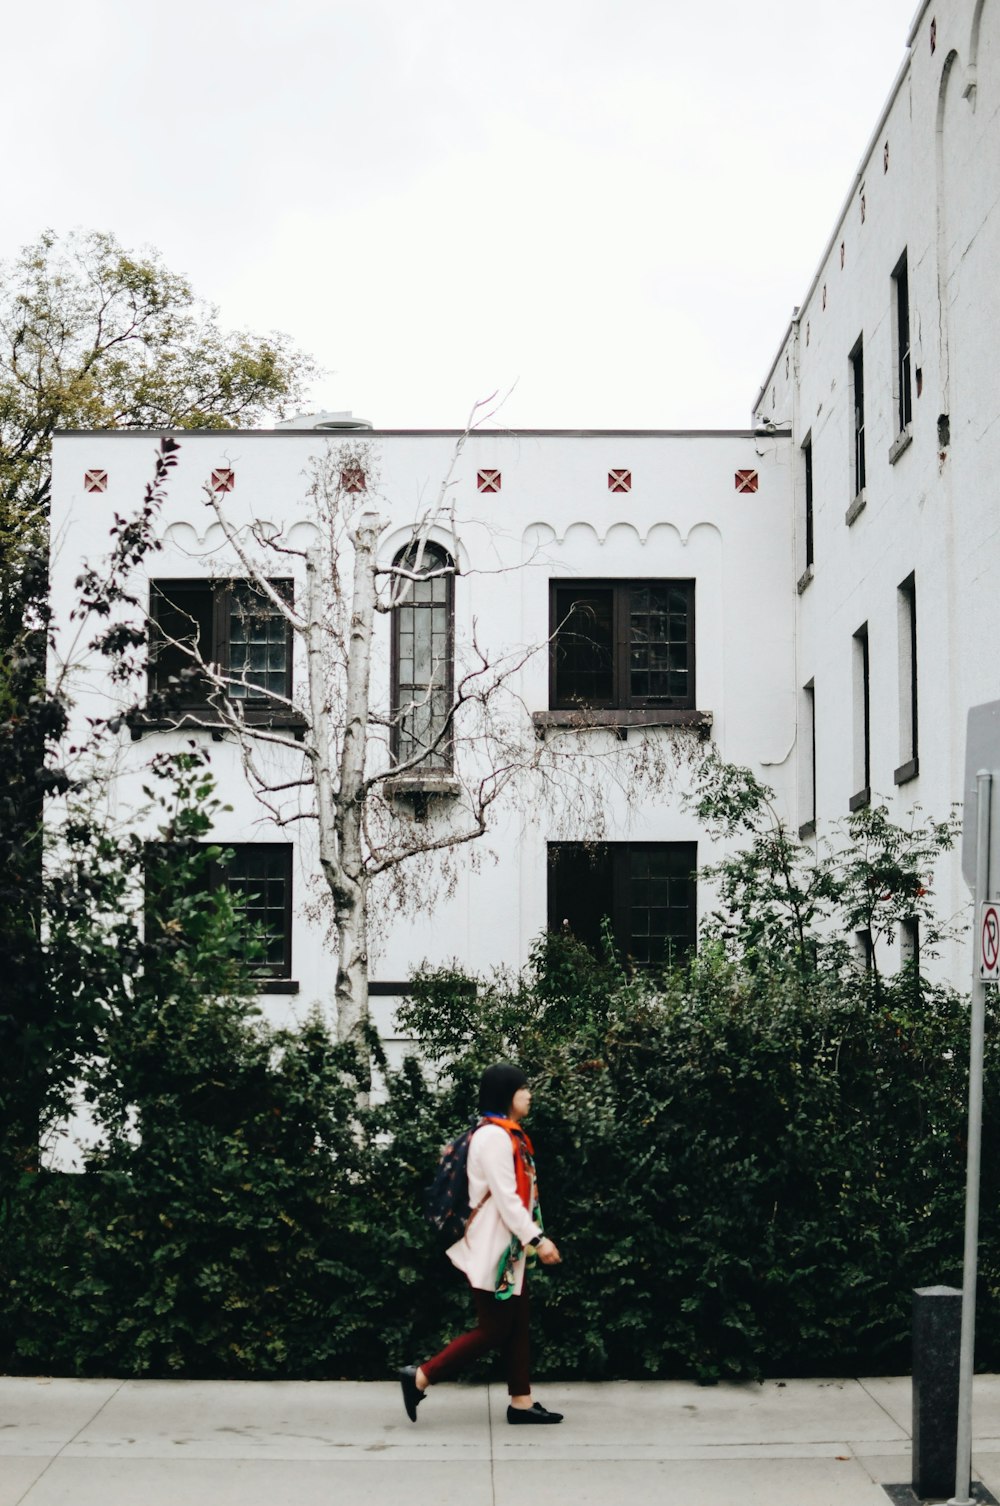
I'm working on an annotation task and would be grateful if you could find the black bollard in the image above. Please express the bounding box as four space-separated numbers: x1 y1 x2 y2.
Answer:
912 1285 965 1501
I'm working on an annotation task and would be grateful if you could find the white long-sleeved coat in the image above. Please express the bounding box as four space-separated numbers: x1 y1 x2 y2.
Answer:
446 1123 539 1296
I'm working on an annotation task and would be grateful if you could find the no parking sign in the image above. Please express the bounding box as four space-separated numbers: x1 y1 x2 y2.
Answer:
980 902 1000 980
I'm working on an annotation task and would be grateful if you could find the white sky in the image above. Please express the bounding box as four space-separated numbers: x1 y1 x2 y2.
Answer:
4 0 918 430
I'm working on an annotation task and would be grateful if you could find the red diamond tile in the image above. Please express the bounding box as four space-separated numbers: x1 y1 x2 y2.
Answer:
735 469 759 494
341 467 366 493
477 468 502 493
608 469 631 493
84 469 108 493
211 468 235 493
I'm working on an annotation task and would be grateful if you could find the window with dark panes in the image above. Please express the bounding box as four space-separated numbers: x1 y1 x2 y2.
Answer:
392 542 454 768
850 336 866 497
149 578 293 706
145 842 294 985
224 845 293 977
893 252 912 434
547 841 697 969
228 583 292 700
550 581 694 710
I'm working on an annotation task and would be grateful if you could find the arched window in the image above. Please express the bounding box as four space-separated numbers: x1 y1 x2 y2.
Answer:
391 540 454 770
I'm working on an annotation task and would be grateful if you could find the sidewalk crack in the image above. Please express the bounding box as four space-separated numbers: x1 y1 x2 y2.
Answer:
13 1378 127 1506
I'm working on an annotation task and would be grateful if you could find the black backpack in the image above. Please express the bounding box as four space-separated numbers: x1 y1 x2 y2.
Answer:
424 1119 490 1244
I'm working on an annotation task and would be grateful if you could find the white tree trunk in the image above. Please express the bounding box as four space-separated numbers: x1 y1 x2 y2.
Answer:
332 514 380 1068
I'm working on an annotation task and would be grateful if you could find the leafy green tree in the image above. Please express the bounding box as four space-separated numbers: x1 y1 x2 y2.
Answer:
0 227 315 1173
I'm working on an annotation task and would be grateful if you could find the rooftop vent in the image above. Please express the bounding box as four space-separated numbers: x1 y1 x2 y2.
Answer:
276 410 373 431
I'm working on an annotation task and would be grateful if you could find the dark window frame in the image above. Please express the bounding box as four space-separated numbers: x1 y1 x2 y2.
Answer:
895 572 919 784
893 250 913 435
146 577 300 729
549 578 696 712
547 840 698 971
850 335 866 499
850 623 871 811
145 841 296 991
389 540 456 770
803 434 815 569
799 679 816 838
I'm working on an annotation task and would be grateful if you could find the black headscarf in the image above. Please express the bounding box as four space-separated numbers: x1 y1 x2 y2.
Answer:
477 1063 527 1116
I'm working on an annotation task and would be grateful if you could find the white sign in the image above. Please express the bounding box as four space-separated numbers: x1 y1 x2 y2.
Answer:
962 701 1000 891
980 903 1000 980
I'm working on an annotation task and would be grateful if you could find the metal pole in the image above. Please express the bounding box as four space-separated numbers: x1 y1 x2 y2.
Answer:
949 769 991 1506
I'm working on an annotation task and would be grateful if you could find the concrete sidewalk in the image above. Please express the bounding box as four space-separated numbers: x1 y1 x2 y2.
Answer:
2 1374 999 1506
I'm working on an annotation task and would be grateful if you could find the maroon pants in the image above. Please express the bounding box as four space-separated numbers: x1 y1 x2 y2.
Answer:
421 1285 531 1396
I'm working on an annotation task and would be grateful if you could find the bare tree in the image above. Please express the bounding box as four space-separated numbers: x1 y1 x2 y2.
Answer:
132 414 683 1081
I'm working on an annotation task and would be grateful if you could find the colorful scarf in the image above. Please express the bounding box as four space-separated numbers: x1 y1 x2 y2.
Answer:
481 1115 544 1299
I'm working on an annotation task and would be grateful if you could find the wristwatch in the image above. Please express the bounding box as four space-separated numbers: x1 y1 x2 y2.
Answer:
529 1233 544 1247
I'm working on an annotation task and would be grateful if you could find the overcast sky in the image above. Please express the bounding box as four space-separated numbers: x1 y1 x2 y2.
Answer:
5 0 918 430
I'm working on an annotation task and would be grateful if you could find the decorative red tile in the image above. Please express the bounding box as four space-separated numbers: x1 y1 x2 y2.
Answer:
211 468 235 493
608 469 631 493
477 468 502 493
340 467 366 493
735 469 759 494
84 469 108 493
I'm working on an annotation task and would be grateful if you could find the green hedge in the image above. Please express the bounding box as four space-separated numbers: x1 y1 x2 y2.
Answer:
3 936 998 1382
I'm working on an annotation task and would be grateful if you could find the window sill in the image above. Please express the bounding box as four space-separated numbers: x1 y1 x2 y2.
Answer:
533 708 713 738
796 565 814 595
844 490 867 527
849 786 871 812
894 756 920 785
130 704 307 740
889 427 913 465
258 979 300 995
797 819 816 840
383 772 462 800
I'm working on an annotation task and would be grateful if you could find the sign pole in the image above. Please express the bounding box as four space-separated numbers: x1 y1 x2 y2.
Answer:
949 768 992 1506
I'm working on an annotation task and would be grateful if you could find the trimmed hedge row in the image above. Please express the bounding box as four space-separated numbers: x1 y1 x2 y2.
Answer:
3 938 998 1383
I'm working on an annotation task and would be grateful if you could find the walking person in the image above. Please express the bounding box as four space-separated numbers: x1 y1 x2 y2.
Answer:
399 1063 564 1424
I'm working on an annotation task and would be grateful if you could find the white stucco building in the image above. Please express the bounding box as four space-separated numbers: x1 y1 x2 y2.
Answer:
49 426 794 1060
46 0 998 1071
754 0 999 974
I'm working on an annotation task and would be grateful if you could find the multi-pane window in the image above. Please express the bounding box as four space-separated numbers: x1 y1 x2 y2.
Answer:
223 845 293 977
851 623 871 810
893 251 912 435
391 542 454 769
803 434 814 570
149 578 293 708
896 573 919 783
547 841 697 969
800 680 816 836
550 580 695 710
850 336 866 498
146 842 294 985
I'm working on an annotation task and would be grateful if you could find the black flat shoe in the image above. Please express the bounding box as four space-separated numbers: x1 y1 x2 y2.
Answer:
507 1402 563 1424
398 1365 425 1422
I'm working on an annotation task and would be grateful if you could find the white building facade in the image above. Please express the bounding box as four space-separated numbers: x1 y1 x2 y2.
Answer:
754 0 1000 975
47 0 999 1061
49 426 794 1059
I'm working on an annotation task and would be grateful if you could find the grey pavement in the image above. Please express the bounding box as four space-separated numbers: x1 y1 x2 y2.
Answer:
2 1373 1000 1506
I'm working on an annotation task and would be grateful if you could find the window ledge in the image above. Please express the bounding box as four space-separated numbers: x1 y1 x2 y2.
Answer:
894 756 920 786
533 708 712 738
849 786 871 812
383 772 462 800
845 490 867 527
796 565 814 595
258 979 300 995
797 819 816 840
889 426 913 465
131 704 307 740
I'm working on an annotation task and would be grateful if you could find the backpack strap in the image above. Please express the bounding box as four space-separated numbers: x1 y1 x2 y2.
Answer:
464 1187 491 1237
